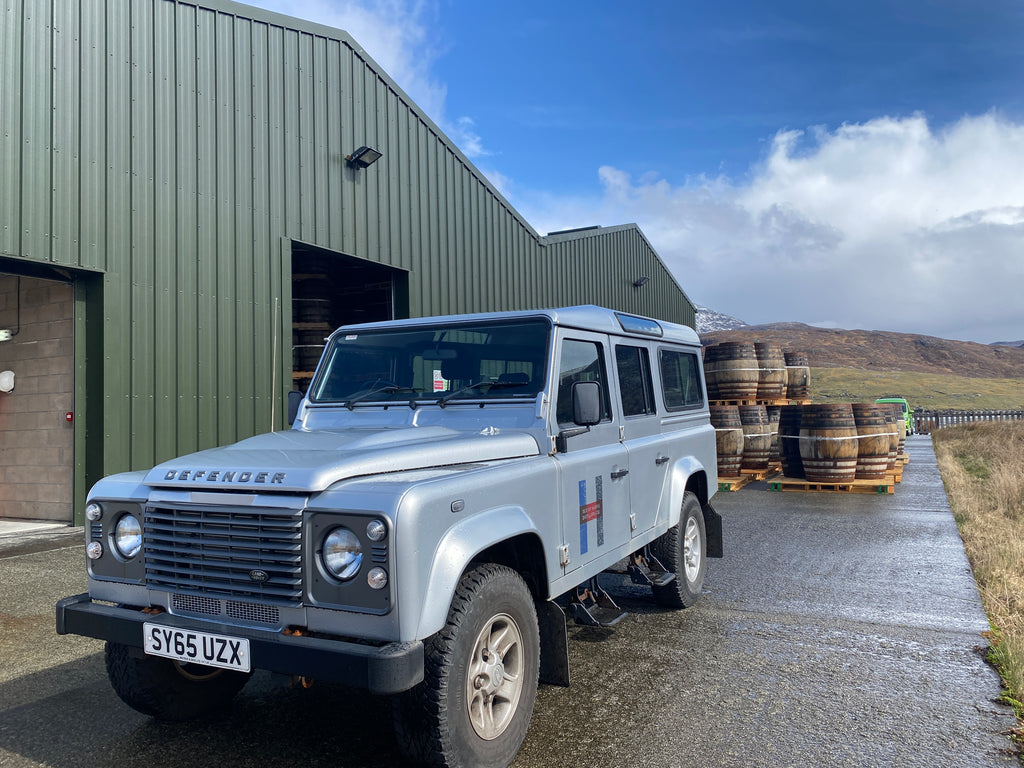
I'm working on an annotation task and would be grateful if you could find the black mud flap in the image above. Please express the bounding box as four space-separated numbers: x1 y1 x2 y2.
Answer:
703 501 723 558
536 600 570 687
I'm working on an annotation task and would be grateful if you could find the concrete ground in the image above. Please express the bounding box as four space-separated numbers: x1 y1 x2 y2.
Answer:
0 435 1017 767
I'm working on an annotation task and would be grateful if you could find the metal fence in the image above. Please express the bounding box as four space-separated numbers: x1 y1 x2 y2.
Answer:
914 409 1024 435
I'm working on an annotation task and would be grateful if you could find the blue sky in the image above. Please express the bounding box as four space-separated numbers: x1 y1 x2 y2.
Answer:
247 0 1024 344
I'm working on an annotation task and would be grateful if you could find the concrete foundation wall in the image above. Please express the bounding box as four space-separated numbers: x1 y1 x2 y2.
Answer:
0 276 75 522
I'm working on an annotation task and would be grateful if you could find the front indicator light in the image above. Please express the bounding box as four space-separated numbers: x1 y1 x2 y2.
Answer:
113 514 143 559
367 567 388 590
87 541 103 559
366 519 386 542
85 503 102 521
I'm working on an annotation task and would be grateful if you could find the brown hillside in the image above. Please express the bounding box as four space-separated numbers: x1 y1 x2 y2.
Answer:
701 323 1024 379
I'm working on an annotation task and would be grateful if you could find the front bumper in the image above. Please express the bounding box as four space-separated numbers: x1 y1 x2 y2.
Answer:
56 593 423 695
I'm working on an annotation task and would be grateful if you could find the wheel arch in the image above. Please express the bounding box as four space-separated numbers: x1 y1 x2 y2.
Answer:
413 506 548 640
670 461 723 560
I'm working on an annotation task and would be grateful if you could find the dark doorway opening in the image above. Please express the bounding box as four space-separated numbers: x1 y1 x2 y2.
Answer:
290 243 408 393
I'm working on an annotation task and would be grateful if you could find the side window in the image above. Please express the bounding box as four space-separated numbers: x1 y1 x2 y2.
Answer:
557 339 612 425
659 348 704 410
615 345 655 417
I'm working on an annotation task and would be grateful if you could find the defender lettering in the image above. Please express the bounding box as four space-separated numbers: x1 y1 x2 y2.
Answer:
161 469 287 484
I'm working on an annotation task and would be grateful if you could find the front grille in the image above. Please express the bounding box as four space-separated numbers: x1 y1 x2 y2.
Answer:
171 593 282 626
145 504 303 606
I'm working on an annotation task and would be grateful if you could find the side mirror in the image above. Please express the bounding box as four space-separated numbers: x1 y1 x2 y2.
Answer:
287 390 304 425
572 381 601 426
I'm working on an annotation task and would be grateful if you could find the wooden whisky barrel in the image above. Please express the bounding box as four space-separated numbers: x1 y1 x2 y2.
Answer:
739 404 771 471
799 403 859 483
710 405 744 478
852 403 891 480
704 343 759 400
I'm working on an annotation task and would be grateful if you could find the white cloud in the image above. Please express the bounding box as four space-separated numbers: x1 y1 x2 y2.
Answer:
243 0 490 158
519 113 1024 343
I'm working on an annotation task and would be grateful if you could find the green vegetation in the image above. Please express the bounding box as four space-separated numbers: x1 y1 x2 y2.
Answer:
811 367 1024 410
934 422 1024 755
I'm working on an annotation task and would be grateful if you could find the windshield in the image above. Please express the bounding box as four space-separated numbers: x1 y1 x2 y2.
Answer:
308 318 550 406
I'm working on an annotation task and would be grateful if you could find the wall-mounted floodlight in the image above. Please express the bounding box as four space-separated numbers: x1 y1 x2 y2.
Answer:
633 276 650 288
346 146 383 169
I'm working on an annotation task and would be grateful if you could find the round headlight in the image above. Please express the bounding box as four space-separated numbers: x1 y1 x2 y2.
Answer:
86 541 103 560
113 514 142 559
323 527 362 581
366 519 387 542
367 567 388 590
85 503 103 522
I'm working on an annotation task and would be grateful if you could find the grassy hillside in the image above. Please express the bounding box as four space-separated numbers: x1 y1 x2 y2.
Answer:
809 368 1024 410
702 324 1024 379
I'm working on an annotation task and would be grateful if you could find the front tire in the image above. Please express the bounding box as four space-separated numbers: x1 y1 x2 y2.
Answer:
104 641 251 721
650 492 707 609
394 564 540 768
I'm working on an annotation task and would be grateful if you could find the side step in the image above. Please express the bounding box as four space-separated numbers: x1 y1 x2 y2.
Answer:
569 580 628 627
627 550 676 588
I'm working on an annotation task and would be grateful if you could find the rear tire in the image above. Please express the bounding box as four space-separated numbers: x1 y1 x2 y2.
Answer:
393 564 540 768
104 641 251 721
650 492 707 609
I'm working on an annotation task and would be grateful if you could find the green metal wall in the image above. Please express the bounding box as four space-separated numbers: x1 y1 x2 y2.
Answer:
0 0 695 482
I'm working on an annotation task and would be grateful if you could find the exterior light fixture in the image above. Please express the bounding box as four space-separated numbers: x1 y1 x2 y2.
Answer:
633 276 650 288
0 370 13 393
346 146 383 169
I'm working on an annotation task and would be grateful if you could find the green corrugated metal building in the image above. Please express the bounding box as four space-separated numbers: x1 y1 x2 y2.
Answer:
0 0 696 525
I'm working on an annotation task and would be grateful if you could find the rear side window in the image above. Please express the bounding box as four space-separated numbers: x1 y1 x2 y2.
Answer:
615 345 656 417
659 349 704 410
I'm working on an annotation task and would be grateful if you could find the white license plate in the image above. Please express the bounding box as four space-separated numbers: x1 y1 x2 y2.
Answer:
143 622 251 673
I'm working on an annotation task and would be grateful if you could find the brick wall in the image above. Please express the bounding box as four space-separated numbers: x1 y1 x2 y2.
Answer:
0 275 75 522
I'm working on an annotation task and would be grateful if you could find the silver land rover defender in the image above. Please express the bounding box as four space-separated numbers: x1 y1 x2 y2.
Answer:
58 305 721 768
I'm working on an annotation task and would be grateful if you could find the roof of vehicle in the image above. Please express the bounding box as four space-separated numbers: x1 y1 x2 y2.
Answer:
332 305 701 345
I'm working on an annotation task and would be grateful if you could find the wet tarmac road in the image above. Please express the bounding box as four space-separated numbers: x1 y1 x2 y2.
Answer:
0 435 1017 767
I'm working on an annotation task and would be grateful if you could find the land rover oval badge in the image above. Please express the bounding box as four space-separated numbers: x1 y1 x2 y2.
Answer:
249 569 270 583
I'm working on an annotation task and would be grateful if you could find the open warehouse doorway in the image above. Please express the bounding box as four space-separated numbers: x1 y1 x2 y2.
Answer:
290 242 408 394
0 272 75 523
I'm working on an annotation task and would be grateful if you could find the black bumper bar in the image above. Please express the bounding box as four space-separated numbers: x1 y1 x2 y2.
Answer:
56 593 423 695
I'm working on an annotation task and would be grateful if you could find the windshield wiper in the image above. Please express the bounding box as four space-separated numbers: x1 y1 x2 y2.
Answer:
438 379 525 408
344 384 416 410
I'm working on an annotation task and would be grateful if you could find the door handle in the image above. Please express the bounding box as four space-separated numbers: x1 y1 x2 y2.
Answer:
655 456 670 466
610 469 629 480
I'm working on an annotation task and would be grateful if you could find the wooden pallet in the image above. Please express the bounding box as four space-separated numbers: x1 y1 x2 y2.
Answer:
740 466 782 482
767 477 895 495
897 454 910 466
718 475 755 492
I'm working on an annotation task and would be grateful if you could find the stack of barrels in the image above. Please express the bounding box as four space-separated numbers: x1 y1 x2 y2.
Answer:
292 255 335 376
705 340 907 484
776 402 906 483
705 340 811 480
704 341 810 403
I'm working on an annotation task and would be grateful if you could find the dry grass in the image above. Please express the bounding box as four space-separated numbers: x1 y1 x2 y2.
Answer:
934 422 1024 728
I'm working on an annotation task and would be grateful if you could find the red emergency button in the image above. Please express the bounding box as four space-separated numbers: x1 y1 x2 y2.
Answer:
65 411 73 423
